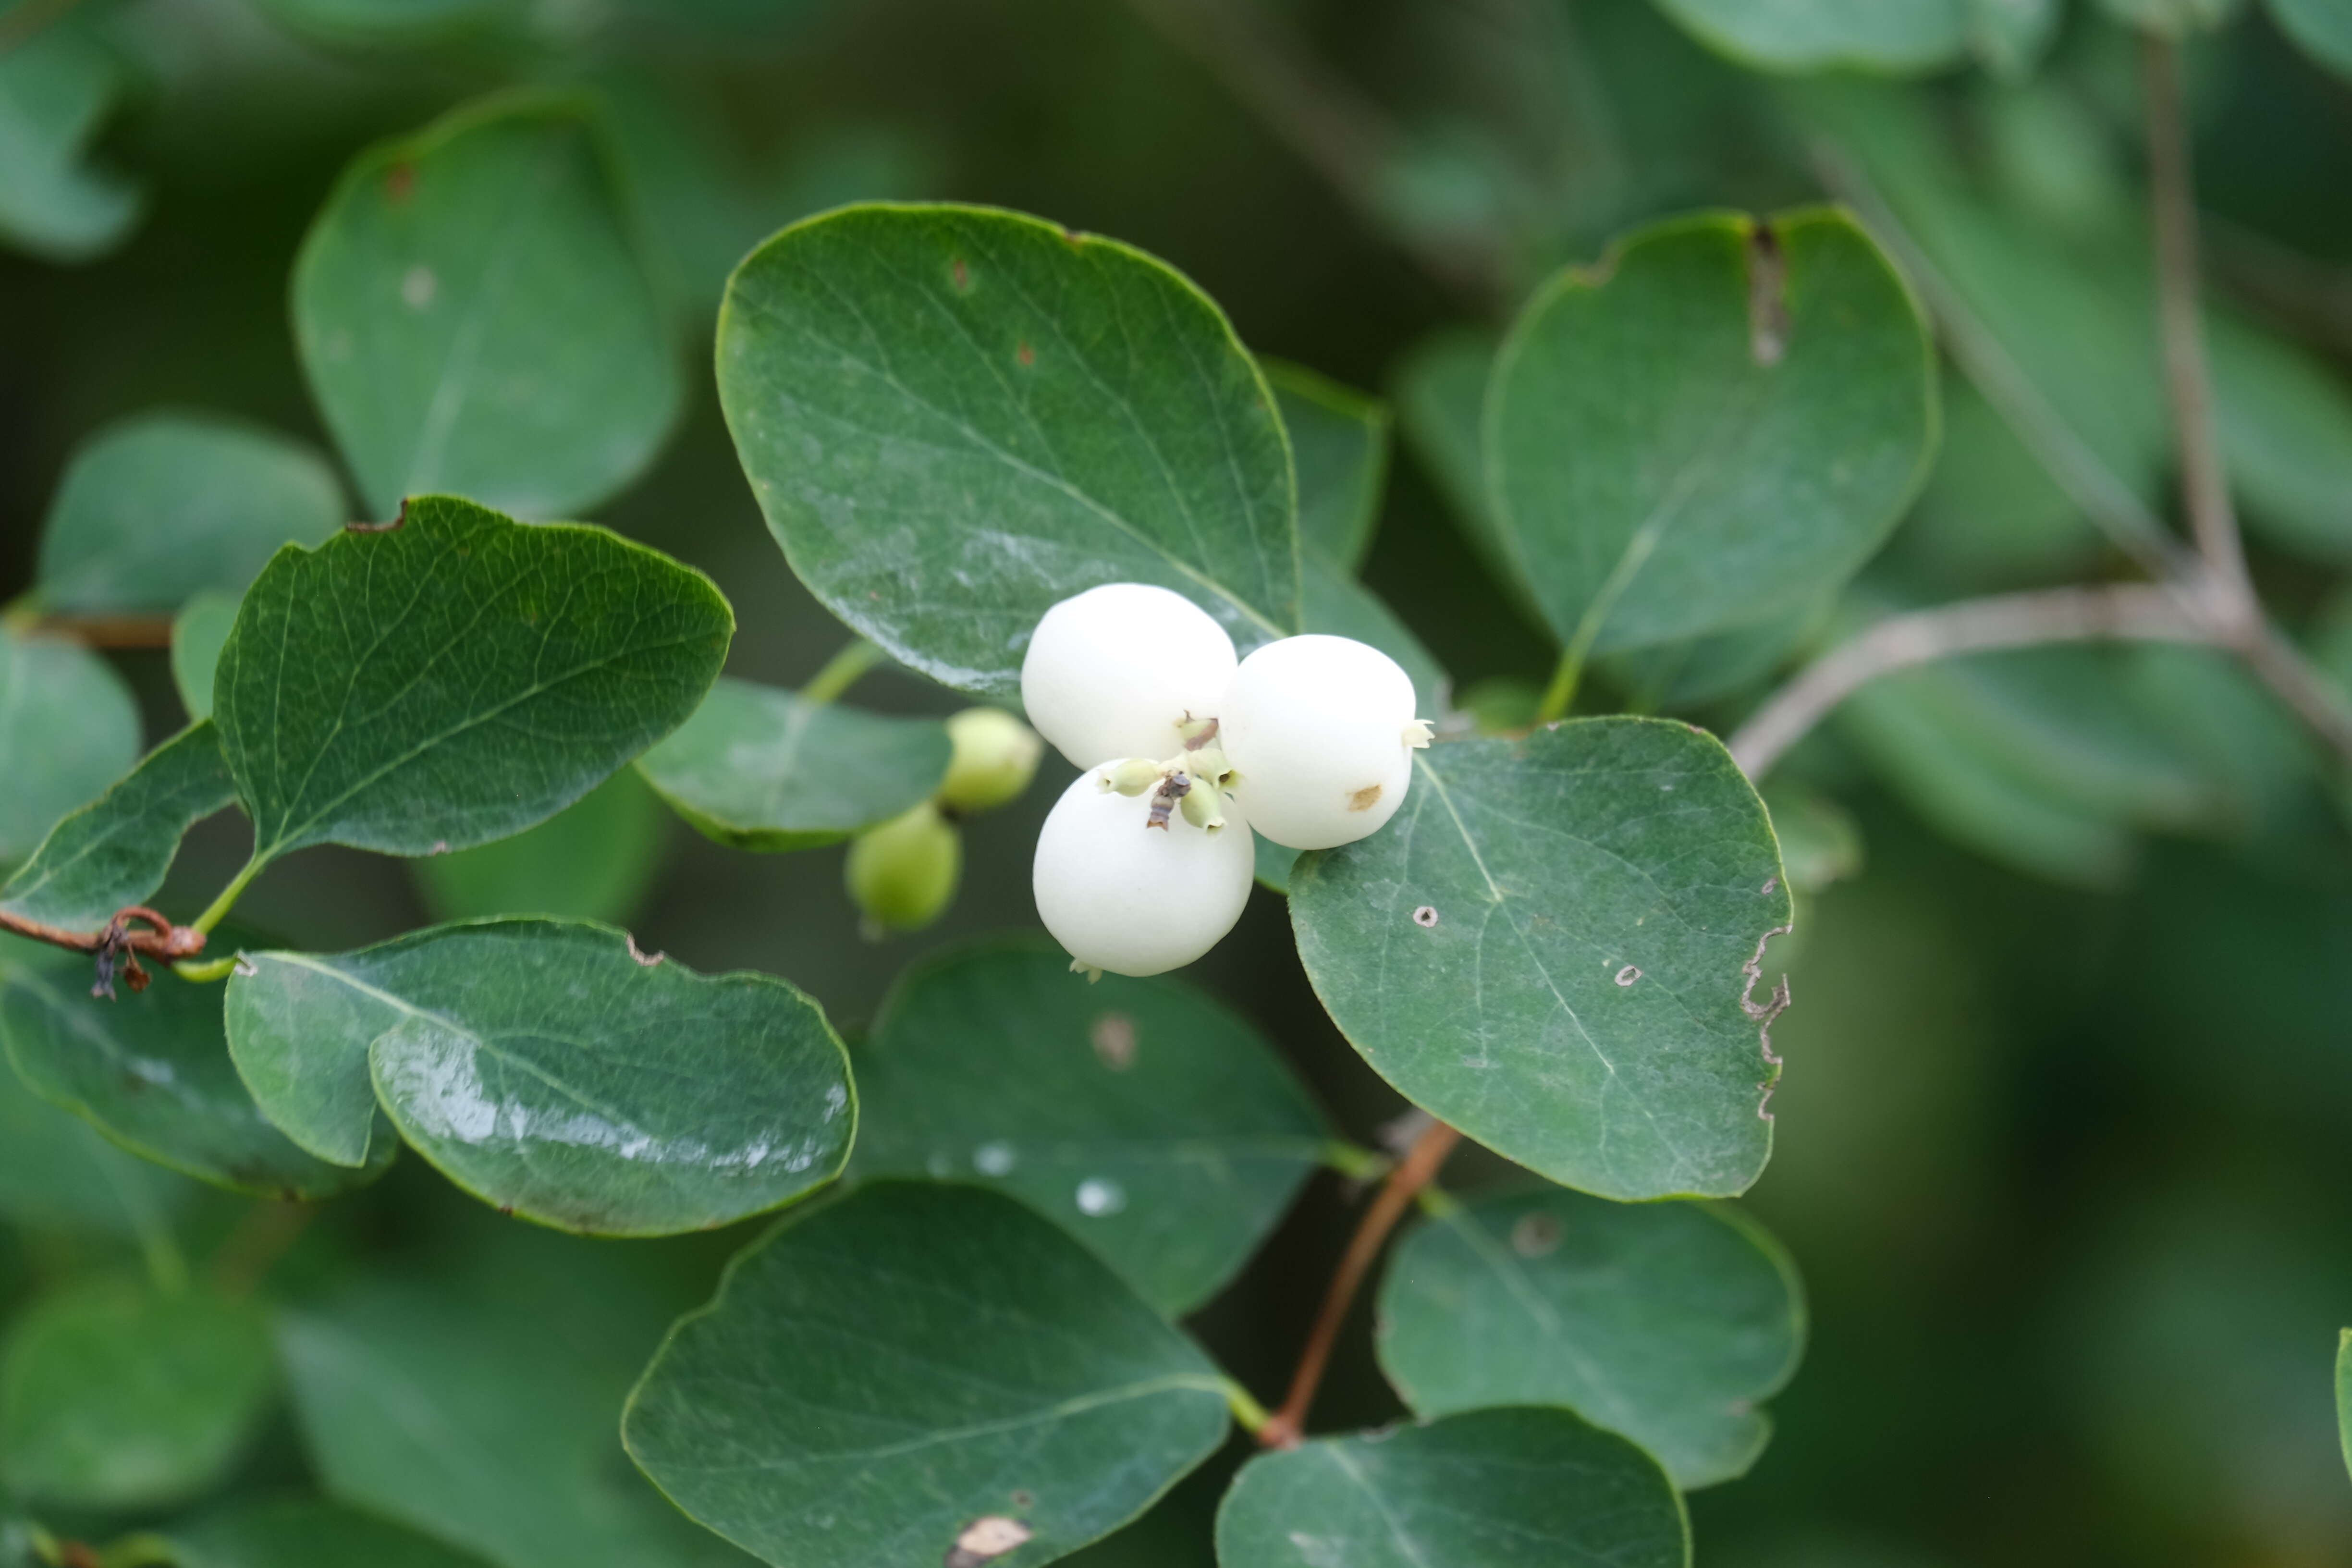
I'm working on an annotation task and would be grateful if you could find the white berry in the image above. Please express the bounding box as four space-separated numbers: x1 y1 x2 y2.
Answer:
1032 768 1254 977
1020 584 1237 770
1220 634 1425 851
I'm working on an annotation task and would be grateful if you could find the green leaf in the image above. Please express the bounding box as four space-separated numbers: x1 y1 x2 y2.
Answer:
213 494 730 867
413 767 667 923
1289 720 1790 1201
1252 834 1300 898
1762 783 1865 894
849 942 1331 1314
1390 330 1544 627
170 1500 499 1568
2339 1327 2351 1484
1830 631 2267 885
279 1261 757 1568
2271 0 2352 80
34 414 344 615
1836 671 2137 889
225 919 851 1234
718 202 1298 697
1214 1407 1689 1568
1802 86 2352 563
624 1181 1232 1568
0 627 141 870
1594 600 1819 710
635 678 952 852
0 724 236 932
1377 1189 1805 1488
1264 358 1389 573
0 1010 187 1235
293 93 684 518
1893 371 2101 584
1488 208 1936 657
1649 0 1970 73
2092 0 2245 34
0 1276 274 1509
0 947 392 1200
0 19 142 262
1968 0 2062 76
173 591 239 723
1300 555 1449 718
249 0 520 48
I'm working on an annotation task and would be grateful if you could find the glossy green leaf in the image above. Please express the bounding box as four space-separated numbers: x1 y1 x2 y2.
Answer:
170 1499 500 1568
1265 358 1388 573
173 591 239 722
0 1276 273 1509
1377 1189 1805 1487
1214 1407 1689 1568
293 93 684 518
1289 720 1790 1200
34 414 344 615
225 919 851 1233
2271 0 2352 80
625 1181 1232 1568
413 767 667 923
850 942 1331 1314
635 678 951 852
0 19 142 261
0 947 392 1200
213 494 730 867
279 1263 756 1568
719 202 1298 697
1252 834 1301 898
0 628 140 870
2092 0 2245 33
1488 208 1935 657
0 724 236 932
1650 0 1968 73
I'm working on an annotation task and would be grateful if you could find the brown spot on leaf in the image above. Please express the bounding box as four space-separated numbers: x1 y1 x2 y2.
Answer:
1411 905 1439 929
1746 221 1789 367
951 257 970 292
946 1516 1031 1568
1347 783 1383 812
385 162 416 202
1090 1011 1137 1070
1016 341 1034 367
1511 1212 1562 1258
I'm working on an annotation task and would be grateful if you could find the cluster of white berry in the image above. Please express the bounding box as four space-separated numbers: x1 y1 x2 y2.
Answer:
1022 583 1433 979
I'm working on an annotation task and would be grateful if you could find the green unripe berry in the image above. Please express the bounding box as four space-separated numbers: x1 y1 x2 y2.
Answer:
845 802 962 937
936 707 1043 815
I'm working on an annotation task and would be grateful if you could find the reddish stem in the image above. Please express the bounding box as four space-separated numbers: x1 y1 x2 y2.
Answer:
1258 1118 1460 1449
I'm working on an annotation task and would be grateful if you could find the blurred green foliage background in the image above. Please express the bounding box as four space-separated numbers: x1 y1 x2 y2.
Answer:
4 0 2352 1563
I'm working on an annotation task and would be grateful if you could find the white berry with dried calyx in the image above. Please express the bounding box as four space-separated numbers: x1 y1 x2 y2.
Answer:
1033 766 1253 978
1020 583 1237 770
1219 634 1432 851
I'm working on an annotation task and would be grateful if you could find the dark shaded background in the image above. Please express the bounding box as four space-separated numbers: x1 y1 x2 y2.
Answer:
5 2 2352 1563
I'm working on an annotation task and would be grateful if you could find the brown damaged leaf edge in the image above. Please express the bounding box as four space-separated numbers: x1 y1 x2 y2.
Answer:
1742 923 1794 1121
